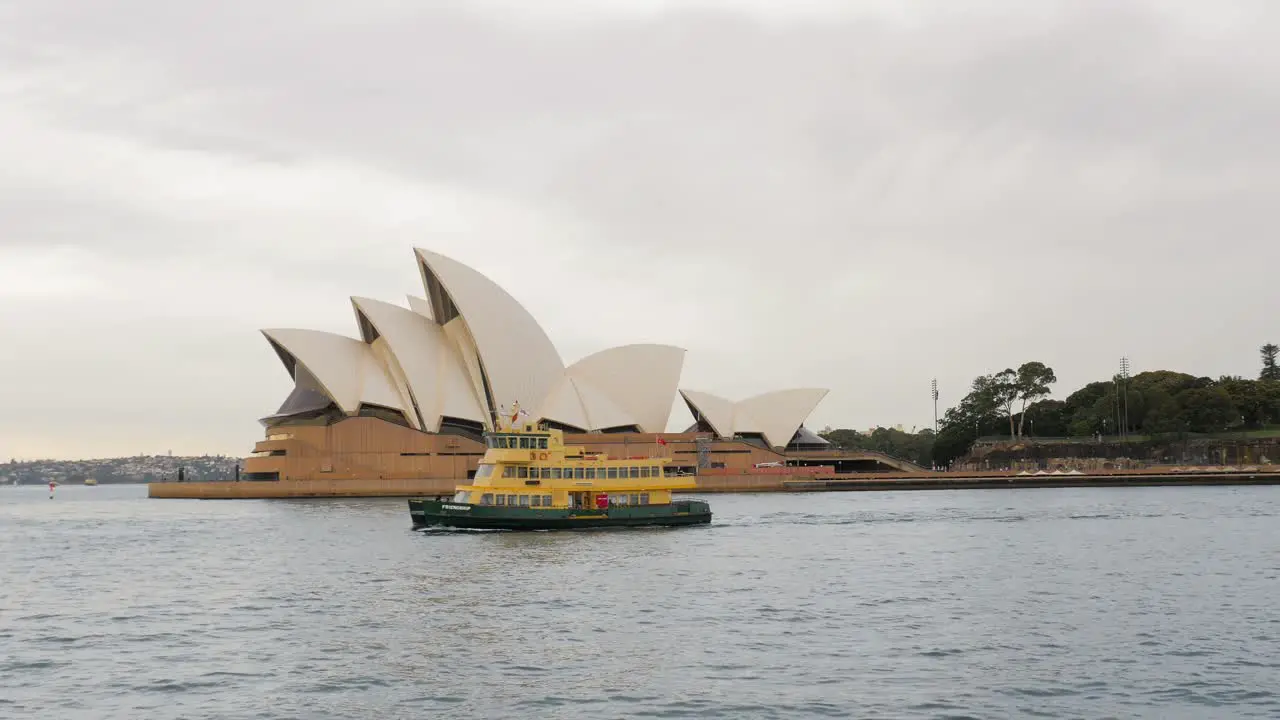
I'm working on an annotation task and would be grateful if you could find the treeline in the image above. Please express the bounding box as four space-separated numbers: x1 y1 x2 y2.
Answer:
819 426 936 468
931 343 1280 465
813 345 1280 469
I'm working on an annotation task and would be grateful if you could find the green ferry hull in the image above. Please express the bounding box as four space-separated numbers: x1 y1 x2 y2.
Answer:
408 498 711 530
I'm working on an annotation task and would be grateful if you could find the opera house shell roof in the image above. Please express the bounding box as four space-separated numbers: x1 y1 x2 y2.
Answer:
261 249 828 449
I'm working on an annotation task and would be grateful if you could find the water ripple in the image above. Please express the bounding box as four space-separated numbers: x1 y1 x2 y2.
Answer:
3 484 1280 719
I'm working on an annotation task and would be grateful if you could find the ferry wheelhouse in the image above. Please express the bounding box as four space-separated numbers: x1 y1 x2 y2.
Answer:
408 416 711 530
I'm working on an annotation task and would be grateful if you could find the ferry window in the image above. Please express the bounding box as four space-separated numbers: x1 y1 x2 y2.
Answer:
531 495 542 507
630 494 640 505
452 491 470 503
550 468 561 479
640 493 650 505
562 467 572 478
519 495 531 507
495 495 506 506
538 437 549 449
607 467 618 479
574 468 584 479
585 468 596 480
503 466 515 478
481 493 494 505
508 494 519 505
540 468 552 480
476 465 493 479
517 467 528 479
640 467 650 478
629 467 640 479
543 494 552 506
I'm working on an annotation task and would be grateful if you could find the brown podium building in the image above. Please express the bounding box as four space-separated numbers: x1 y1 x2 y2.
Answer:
154 249 920 499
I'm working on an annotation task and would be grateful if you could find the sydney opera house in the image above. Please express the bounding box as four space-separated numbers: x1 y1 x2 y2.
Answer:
229 249 918 495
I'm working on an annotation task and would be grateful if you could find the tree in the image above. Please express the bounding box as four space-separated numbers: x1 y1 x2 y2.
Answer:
931 372 1013 465
1218 377 1267 428
1262 343 1280 381
1177 387 1240 433
1141 390 1183 434
989 368 1020 439
1015 361 1057 437
820 426 936 467
1016 399 1068 436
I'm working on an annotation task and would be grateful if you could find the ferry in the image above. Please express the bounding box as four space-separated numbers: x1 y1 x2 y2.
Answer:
408 409 711 530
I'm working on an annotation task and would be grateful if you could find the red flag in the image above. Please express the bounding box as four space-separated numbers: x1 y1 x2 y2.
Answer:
656 436 667 446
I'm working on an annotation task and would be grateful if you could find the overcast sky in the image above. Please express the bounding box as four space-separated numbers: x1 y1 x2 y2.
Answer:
2 0 1277 459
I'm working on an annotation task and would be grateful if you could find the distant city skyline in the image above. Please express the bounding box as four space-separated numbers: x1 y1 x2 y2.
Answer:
3 0 1278 459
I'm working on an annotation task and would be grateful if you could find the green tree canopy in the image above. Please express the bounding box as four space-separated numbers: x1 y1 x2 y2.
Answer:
1262 343 1280 381
929 349 1279 466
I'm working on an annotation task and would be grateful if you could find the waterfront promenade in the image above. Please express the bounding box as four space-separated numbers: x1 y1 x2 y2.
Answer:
147 465 1280 498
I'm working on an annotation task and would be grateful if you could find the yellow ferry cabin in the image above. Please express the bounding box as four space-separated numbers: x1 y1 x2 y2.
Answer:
408 420 711 530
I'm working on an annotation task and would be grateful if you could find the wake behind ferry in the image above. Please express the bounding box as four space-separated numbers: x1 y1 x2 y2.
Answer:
408 406 711 530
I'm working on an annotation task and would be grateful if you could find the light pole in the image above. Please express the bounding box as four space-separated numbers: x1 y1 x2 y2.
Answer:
1119 356 1131 441
931 378 939 436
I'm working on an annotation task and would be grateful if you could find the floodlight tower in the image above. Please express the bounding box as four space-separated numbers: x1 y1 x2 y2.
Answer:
931 378 939 436
1119 356 1131 441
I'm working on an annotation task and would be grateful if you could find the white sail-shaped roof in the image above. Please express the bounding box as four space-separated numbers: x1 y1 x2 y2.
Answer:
261 249 832 441
350 297 486 432
537 375 591 432
262 328 411 420
537 374 643 432
679 389 735 438
680 387 829 448
415 249 564 419
737 389 829 449
572 376 637 431
565 344 685 433
405 295 434 320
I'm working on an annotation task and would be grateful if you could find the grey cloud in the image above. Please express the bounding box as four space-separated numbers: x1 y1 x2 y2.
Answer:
2 0 1278 455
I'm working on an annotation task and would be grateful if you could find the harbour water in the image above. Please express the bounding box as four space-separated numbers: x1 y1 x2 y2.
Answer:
2 484 1278 719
